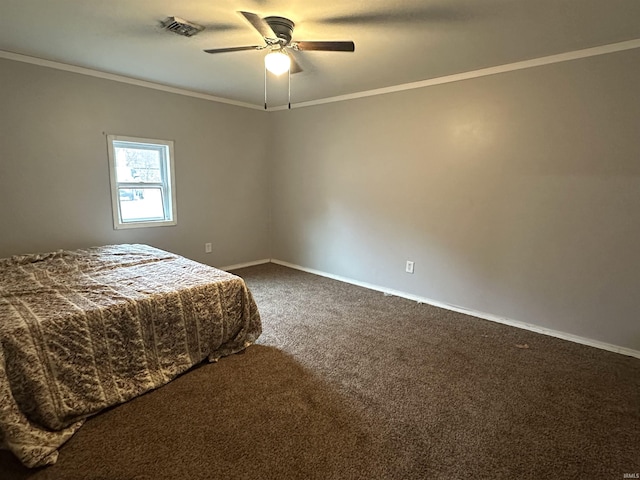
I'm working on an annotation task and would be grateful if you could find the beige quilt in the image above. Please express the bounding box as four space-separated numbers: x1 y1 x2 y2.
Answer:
0 244 261 468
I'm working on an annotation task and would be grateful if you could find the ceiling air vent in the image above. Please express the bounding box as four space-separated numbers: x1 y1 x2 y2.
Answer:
161 17 205 37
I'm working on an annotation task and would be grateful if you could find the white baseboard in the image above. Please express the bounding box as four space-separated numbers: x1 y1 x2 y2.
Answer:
219 258 271 271
271 259 640 360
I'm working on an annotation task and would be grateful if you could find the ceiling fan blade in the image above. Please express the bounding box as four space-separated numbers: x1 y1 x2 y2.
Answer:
238 11 277 39
204 45 261 54
294 41 355 52
289 55 304 74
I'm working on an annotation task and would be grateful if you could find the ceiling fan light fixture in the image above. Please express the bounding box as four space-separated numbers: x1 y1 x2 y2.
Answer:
264 50 290 75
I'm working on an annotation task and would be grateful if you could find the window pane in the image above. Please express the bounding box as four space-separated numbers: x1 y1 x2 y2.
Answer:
114 145 163 183
108 135 176 229
119 188 166 222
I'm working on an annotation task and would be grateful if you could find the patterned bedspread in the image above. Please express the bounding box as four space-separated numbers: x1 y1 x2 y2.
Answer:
0 244 261 468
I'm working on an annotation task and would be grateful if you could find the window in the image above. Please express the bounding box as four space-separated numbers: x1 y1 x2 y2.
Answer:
107 135 177 229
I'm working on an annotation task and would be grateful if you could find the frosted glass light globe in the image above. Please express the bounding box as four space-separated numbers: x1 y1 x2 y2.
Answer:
264 51 291 75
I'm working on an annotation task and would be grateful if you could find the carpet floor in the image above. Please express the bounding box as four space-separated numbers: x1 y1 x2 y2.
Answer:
1 263 638 479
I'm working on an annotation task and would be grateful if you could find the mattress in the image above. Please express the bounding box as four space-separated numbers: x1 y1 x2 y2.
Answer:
0 244 261 468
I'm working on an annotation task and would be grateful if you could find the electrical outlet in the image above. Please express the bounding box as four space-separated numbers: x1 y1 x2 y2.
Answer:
406 260 414 274
205 243 212 253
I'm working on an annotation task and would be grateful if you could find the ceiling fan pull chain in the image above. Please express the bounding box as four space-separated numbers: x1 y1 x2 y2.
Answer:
264 65 268 110
288 68 291 110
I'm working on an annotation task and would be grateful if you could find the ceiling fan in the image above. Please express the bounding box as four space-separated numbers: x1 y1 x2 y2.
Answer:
203 11 355 78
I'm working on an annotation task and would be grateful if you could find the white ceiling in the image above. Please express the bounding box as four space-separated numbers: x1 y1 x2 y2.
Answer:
2 1 640 109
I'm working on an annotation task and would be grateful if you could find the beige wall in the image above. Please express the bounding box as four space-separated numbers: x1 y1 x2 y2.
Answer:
269 49 640 351
0 58 270 267
2 49 639 352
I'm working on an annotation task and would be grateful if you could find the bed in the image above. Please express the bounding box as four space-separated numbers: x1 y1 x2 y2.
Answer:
0 244 261 468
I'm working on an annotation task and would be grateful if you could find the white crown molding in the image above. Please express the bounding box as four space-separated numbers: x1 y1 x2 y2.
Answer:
272 38 640 111
271 259 640 360
0 50 264 111
3 38 640 112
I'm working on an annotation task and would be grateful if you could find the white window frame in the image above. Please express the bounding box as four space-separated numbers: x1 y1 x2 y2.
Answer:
107 134 177 230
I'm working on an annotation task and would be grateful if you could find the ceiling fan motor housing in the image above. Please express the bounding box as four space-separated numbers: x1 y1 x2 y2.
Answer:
264 16 295 45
